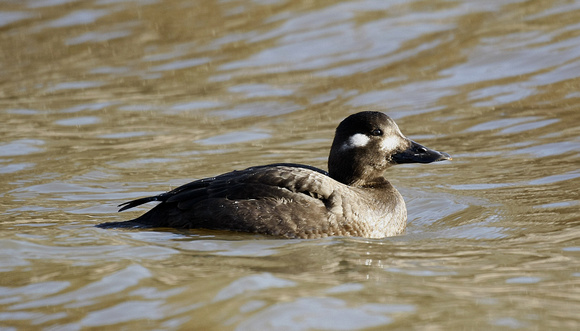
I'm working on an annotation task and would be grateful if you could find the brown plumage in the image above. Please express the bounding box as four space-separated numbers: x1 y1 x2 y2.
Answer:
97 111 451 239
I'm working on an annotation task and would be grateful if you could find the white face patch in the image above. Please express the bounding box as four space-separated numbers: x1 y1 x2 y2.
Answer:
381 120 406 152
381 135 404 153
341 133 370 150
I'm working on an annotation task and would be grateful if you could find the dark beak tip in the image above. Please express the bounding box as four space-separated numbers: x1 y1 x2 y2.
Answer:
439 152 452 161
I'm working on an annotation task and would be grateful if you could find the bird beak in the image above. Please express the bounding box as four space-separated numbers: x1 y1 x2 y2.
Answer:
391 140 451 164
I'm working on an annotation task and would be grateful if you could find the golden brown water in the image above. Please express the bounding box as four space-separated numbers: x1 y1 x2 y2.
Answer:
1 0 580 329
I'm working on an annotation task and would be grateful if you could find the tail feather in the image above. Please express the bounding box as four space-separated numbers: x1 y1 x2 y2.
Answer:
97 194 166 229
118 196 159 212
96 220 152 229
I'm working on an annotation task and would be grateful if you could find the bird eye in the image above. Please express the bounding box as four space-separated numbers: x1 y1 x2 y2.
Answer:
371 128 383 136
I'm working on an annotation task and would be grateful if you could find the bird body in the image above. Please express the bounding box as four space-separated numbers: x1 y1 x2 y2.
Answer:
97 112 450 239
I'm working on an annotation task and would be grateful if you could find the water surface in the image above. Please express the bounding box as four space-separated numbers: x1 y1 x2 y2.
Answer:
1 0 579 329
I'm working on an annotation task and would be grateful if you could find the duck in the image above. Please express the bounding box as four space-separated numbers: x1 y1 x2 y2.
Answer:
97 111 451 239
